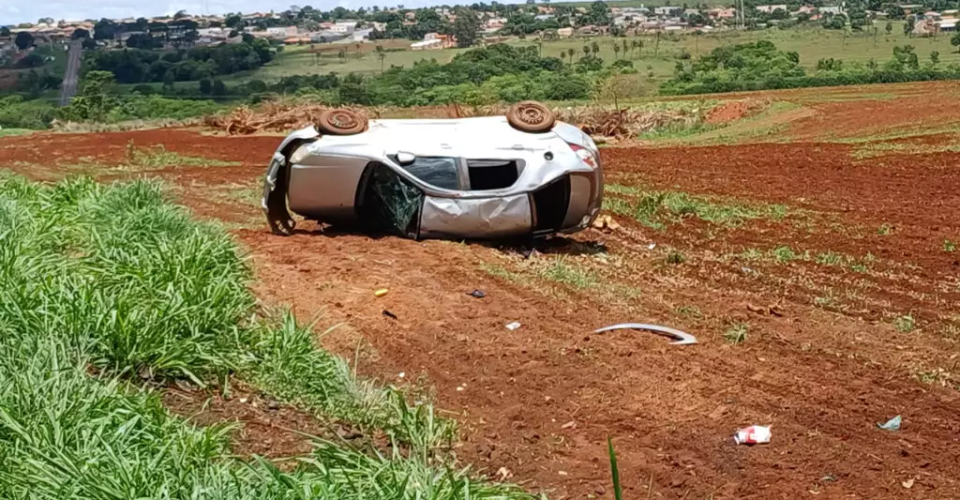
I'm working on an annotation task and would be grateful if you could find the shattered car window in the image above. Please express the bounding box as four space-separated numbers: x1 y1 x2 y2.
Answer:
399 157 460 190
362 165 424 237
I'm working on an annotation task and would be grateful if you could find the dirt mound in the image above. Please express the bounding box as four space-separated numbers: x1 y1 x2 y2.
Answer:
705 99 769 124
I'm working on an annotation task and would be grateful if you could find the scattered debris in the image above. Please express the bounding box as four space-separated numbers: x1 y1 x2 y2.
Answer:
820 474 837 483
560 420 577 430
398 372 405 378
591 214 621 231
746 303 785 317
506 321 522 331
375 289 389 297
902 478 915 489
382 310 398 320
734 425 772 445
593 323 698 345
497 467 512 480
467 290 486 299
877 415 902 431
203 103 373 135
648 243 657 250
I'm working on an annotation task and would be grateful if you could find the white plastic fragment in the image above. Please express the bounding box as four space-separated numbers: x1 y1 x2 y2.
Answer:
593 323 697 345
878 415 901 431
734 425 772 445
506 321 521 331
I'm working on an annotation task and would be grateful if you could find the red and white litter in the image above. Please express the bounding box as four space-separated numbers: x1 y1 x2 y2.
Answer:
734 425 772 445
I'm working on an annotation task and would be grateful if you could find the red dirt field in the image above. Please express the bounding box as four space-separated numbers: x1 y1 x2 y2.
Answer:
2 82 960 499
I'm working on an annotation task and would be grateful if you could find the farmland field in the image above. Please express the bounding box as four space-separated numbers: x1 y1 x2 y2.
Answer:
235 22 960 85
2 80 960 498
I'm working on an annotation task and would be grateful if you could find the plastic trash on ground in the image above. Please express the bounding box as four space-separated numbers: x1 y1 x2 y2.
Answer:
877 415 901 431
734 425 772 445
505 321 521 331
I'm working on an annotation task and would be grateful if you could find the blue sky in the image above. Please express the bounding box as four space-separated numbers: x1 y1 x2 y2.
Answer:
1 0 512 25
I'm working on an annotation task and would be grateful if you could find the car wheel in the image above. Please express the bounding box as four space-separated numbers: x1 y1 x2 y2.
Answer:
507 101 556 133
316 109 368 135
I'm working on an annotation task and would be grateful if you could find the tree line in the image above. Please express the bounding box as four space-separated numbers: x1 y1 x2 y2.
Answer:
82 37 276 84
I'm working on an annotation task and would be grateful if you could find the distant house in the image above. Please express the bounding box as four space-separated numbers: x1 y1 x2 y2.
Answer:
266 26 298 38
819 5 844 14
756 4 788 13
654 6 683 16
534 14 555 21
353 28 373 42
411 32 454 49
708 8 737 19
404 11 416 20
331 20 357 33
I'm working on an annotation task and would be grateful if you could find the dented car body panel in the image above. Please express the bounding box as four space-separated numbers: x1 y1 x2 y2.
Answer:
263 116 603 239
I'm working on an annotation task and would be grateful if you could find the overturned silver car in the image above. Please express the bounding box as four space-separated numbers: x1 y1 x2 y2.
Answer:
262 102 603 240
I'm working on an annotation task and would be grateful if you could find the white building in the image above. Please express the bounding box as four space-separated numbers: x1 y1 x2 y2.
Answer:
756 4 788 13
331 20 357 33
266 26 297 37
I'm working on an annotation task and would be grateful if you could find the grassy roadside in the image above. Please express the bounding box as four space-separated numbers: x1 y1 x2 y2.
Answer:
0 174 533 499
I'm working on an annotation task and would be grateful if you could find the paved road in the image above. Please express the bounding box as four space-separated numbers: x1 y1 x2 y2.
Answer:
58 41 83 107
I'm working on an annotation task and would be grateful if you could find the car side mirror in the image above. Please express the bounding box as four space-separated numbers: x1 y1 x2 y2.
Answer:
396 152 416 166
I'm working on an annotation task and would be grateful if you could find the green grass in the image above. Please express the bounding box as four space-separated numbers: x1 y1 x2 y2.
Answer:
604 184 789 229
724 322 749 345
539 256 597 289
0 174 531 500
233 22 960 86
123 141 240 170
945 240 957 253
0 128 33 137
894 314 916 333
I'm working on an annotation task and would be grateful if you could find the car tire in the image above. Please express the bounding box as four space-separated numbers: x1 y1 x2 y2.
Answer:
506 101 556 133
316 109 368 135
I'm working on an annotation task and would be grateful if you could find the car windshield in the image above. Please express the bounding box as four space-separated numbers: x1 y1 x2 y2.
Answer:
399 157 460 190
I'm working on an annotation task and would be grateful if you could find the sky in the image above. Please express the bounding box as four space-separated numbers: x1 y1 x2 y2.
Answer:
1 0 511 25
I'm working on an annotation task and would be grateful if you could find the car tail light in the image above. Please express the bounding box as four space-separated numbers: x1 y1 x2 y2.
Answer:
568 143 598 169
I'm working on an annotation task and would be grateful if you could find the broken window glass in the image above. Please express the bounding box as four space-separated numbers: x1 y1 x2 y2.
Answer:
399 157 460 190
360 164 424 237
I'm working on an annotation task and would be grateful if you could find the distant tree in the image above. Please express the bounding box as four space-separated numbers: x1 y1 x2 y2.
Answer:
582 45 590 58
930 50 940 65
375 44 387 72
885 5 905 20
952 31 960 52
339 73 369 104
72 28 90 40
885 20 893 35
15 32 34 50
162 70 176 88
588 0 611 25
212 79 227 95
452 6 481 47
893 44 919 69
338 49 347 63
0 27 10 37
567 47 576 63
612 40 621 59
621 38 628 55
199 78 212 94
93 19 118 40
38 17 55 25
174 10 189 20
591 40 600 55
225 15 244 28
904 16 915 37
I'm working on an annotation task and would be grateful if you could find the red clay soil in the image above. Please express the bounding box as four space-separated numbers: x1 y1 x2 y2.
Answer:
705 100 766 124
3 95 960 499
